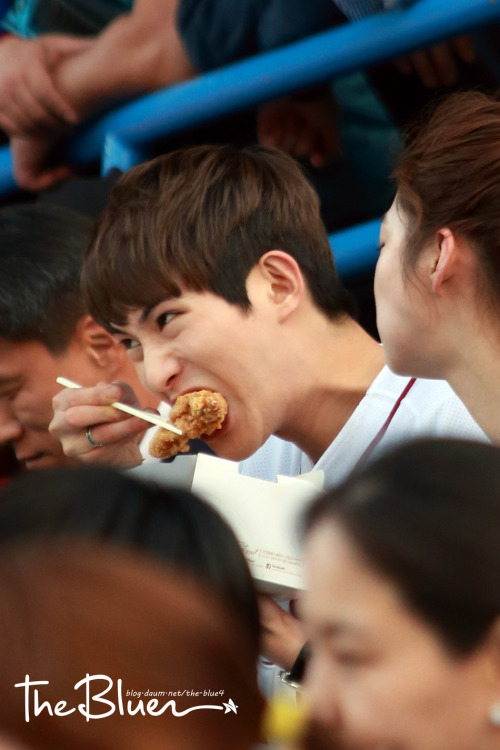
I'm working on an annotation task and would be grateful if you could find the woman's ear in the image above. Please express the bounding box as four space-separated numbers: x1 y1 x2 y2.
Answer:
256 250 305 321
430 229 471 295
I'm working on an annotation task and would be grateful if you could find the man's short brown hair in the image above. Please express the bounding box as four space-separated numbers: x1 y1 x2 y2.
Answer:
82 144 356 328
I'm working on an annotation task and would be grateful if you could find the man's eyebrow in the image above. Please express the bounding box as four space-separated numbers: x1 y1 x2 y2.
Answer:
108 325 127 336
140 303 157 324
0 374 22 385
107 306 155 333
0 374 23 393
108 295 181 332
139 294 182 324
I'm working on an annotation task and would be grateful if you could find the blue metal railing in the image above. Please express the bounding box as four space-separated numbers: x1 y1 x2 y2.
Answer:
86 0 500 172
332 218 381 277
0 0 498 275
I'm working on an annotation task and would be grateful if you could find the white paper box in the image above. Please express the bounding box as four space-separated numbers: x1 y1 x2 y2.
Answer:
131 454 324 598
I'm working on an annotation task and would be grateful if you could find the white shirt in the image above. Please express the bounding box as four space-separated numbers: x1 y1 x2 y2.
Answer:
243 367 488 700
239 367 488 487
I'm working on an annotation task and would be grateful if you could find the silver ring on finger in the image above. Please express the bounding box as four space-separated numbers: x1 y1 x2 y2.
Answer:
86 426 104 449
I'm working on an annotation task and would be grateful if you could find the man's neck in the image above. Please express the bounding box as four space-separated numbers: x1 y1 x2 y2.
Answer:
276 318 385 463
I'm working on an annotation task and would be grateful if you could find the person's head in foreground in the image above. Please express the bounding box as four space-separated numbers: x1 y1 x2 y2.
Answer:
0 203 155 471
0 541 262 750
81 144 357 462
0 464 260 654
302 437 500 750
375 90 500 442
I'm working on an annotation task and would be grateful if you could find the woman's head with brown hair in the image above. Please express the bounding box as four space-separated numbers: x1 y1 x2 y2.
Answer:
394 90 500 300
374 91 500 387
0 542 263 750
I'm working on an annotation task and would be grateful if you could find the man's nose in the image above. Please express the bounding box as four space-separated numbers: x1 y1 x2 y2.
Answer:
0 404 23 445
141 346 181 401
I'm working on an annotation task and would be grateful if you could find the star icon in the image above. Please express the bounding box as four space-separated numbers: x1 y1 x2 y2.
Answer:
223 698 238 714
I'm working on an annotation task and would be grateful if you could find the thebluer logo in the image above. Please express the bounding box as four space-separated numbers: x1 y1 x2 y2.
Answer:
15 675 238 722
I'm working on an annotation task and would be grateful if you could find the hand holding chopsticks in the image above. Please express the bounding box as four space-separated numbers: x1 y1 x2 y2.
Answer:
56 377 182 435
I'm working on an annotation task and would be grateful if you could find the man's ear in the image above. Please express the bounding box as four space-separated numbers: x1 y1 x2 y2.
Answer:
256 250 305 321
73 315 122 370
430 228 464 295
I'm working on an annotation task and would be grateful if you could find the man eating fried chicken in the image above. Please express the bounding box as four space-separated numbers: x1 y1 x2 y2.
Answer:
50 144 487 695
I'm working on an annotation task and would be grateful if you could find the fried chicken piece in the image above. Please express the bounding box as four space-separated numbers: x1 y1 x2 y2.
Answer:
149 390 228 459
148 429 190 460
